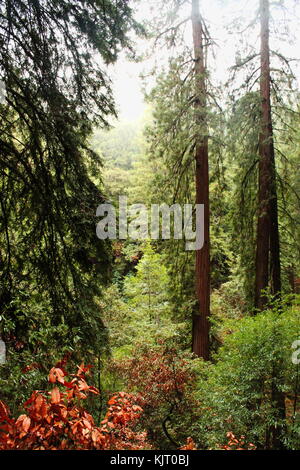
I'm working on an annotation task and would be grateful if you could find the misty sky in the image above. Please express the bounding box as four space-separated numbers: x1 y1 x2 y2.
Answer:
112 0 300 121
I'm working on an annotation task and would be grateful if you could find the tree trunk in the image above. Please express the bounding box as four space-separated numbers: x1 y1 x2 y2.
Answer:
191 0 210 360
256 0 285 449
255 0 281 309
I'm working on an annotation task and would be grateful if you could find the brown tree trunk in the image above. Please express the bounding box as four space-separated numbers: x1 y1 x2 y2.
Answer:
255 0 281 309
256 0 285 449
191 0 210 360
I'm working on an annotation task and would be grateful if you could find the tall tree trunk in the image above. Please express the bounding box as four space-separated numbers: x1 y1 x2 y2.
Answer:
256 0 285 449
255 0 281 309
191 0 210 360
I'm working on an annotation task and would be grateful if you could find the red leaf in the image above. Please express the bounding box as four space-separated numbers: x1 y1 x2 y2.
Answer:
0 400 10 420
78 379 89 391
51 387 61 404
22 416 31 432
49 367 65 384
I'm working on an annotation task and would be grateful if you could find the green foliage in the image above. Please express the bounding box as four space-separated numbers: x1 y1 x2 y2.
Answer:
124 244 170 319
143 55 231 326
91 116 154 205
224 91 261 306
195 296 300 450
0 0 142 405
100 243 186 358
92 122 143 171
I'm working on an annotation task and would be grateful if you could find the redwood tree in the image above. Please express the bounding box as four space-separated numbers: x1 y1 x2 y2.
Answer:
255 0 285 449
255 0 281 309
191 0 210 360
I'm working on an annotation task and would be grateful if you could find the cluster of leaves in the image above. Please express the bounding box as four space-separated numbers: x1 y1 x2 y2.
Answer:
179 437 197 450
0 364 150 450
219 432 256 451
111 343 203 449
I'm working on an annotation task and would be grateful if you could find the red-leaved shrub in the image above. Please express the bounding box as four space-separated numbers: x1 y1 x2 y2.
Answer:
0 364 150 450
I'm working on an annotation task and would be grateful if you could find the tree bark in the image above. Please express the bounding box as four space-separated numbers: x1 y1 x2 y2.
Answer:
191 0 210 360
255 0 281 310
256 0 285 449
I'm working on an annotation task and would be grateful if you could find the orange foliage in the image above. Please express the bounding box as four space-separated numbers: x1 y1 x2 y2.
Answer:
220 432 256 450
0 364 150 450
112 346 196 410
0 360 255 451
180 437 197 450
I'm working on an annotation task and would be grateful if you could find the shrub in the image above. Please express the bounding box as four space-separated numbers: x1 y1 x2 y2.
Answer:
0 363 150 450
196 296 300 449
111 342 204 449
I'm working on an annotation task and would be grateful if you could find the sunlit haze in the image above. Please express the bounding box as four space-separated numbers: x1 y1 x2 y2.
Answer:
113 0 300 122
